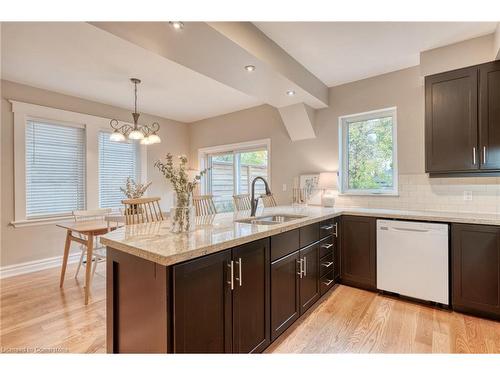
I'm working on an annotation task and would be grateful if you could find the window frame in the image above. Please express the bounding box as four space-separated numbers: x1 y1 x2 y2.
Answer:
25 117 87 219
198 139 271 202
338 107 398 196
11 100 147 227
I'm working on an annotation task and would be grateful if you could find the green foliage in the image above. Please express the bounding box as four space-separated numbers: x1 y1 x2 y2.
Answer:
210 150 267 166
347 117 393 190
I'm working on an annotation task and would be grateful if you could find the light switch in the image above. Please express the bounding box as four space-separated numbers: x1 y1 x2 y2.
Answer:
463 191 473 201
282 184 287 192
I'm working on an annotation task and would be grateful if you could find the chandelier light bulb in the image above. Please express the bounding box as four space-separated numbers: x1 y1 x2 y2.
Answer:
128 129 144 140
110 131 126 142
148 134 161 144
140 136 151 145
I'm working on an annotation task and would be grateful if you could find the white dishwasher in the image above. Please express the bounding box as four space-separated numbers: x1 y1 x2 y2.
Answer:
377 219 449 305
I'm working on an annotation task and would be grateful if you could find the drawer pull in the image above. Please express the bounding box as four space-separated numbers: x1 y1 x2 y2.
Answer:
322 279 334 286
321 243 333 249
321 261 333 268
321 224 334 230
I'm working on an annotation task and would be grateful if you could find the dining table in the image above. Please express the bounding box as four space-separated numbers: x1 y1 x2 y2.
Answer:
57 219 122 304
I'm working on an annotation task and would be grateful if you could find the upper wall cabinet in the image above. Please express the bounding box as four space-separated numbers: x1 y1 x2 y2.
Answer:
425 60 500 175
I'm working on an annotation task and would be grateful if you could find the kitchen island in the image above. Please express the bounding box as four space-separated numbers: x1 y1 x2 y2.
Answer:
101 205 500 353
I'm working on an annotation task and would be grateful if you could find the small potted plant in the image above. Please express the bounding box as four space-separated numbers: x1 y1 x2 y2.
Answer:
154 154 207 233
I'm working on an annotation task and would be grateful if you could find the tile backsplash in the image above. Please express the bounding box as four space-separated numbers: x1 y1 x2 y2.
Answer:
334 174 500 215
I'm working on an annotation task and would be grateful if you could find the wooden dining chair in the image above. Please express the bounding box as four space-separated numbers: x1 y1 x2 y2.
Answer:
72 208 112 281
260 193 278 207
193 194 217 216
233 194 251 211
122 197 164 225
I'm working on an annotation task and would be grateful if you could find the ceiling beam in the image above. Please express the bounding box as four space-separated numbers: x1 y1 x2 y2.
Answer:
89 22 328 110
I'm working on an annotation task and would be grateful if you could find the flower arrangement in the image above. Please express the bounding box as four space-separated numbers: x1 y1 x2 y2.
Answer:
154 153 208 232
120 177 152 199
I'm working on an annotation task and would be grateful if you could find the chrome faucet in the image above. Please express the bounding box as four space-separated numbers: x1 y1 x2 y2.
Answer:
250 176 272 217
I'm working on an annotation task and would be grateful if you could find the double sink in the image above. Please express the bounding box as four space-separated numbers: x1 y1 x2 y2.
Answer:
235 214 307 226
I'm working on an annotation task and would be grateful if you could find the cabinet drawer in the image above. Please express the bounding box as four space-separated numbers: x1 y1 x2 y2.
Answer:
299 223 320 248
271 229 300 261
320 252 334 277
319 219 335 239
320 271 335 296
319 235 334 258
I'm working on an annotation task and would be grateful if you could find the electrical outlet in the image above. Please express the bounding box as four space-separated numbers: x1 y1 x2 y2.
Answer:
463 191 473 201
282 184 287 192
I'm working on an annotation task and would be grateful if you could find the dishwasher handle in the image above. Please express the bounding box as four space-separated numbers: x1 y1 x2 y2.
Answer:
380 226 430 233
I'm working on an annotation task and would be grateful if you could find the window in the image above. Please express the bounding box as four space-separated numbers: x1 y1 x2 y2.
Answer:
99 131 140 208
339 108 398 195
200 140 270 213
26 120 86 218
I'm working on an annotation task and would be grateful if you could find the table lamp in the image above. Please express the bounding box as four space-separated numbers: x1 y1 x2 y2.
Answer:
318 172 338 207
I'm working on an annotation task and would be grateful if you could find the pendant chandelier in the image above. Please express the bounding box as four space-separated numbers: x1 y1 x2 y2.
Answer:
109 78 161 145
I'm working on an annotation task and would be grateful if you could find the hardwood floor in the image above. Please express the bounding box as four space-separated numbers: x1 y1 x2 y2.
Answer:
1 265 499 354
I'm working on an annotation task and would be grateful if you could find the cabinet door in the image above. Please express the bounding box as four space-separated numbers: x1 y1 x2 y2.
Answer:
425 67 478 173
270 250 300 340
299 242 320 314
232 239 270 353
452 224 500 319
172 250 232 353
341 216 376 290
479 60 500 170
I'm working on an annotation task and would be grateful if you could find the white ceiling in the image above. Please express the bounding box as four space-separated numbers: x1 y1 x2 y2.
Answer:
254 22 498 86
1 22 262 122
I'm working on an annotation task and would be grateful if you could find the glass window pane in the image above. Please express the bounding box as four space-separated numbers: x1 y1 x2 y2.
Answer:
209 153 234 212
347 116 394 191
238 150 268 195
26 120 85 217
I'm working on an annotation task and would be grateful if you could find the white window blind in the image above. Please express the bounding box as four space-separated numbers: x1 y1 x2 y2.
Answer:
99 132 140 208
26 120 86 218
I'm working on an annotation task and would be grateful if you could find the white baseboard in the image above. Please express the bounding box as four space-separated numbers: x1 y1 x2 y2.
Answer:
0 253 82 279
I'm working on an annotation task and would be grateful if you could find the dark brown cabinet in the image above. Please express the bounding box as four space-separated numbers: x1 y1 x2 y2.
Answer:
172 249 233 353
299 243 320 314
270 251 300 340
172 239 270 353
452 224 500 319
340 215 376 290
425 66 478 173
479 60 500 170
425 60 500 174
232 239 270 353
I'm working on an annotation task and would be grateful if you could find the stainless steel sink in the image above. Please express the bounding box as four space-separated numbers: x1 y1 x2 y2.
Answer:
235 214 307 225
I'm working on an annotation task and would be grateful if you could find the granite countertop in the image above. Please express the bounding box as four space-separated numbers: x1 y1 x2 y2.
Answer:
100 205 500 266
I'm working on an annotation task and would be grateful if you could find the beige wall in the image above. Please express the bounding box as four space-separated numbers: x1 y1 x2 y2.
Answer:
189 64 500 216
1 80 189 267
189 66 424 202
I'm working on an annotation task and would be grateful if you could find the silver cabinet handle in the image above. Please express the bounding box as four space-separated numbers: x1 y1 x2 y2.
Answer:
227 261 234 290
483 146 487 164
297 258 303 278
333 222 338 238
322 279 334 286
303 256 307 277
235 257 242 287
322 261 333 268
321 243 333 249
321 224 334 230
473 147 476 165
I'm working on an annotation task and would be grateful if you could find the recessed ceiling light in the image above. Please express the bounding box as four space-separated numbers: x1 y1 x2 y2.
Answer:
169 21 184 30
244 65 256 72
286 90 296 96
